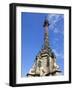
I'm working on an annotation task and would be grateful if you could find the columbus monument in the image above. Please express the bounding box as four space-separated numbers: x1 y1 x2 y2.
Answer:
27 18 61 77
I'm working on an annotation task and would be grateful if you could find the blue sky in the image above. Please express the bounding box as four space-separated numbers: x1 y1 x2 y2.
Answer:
21 12 64 77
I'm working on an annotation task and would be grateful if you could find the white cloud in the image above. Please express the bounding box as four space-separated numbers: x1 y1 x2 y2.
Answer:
48 14 64 24
53 28 64 35
48 14 64 34
52 49 64 59
53 28 60 33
